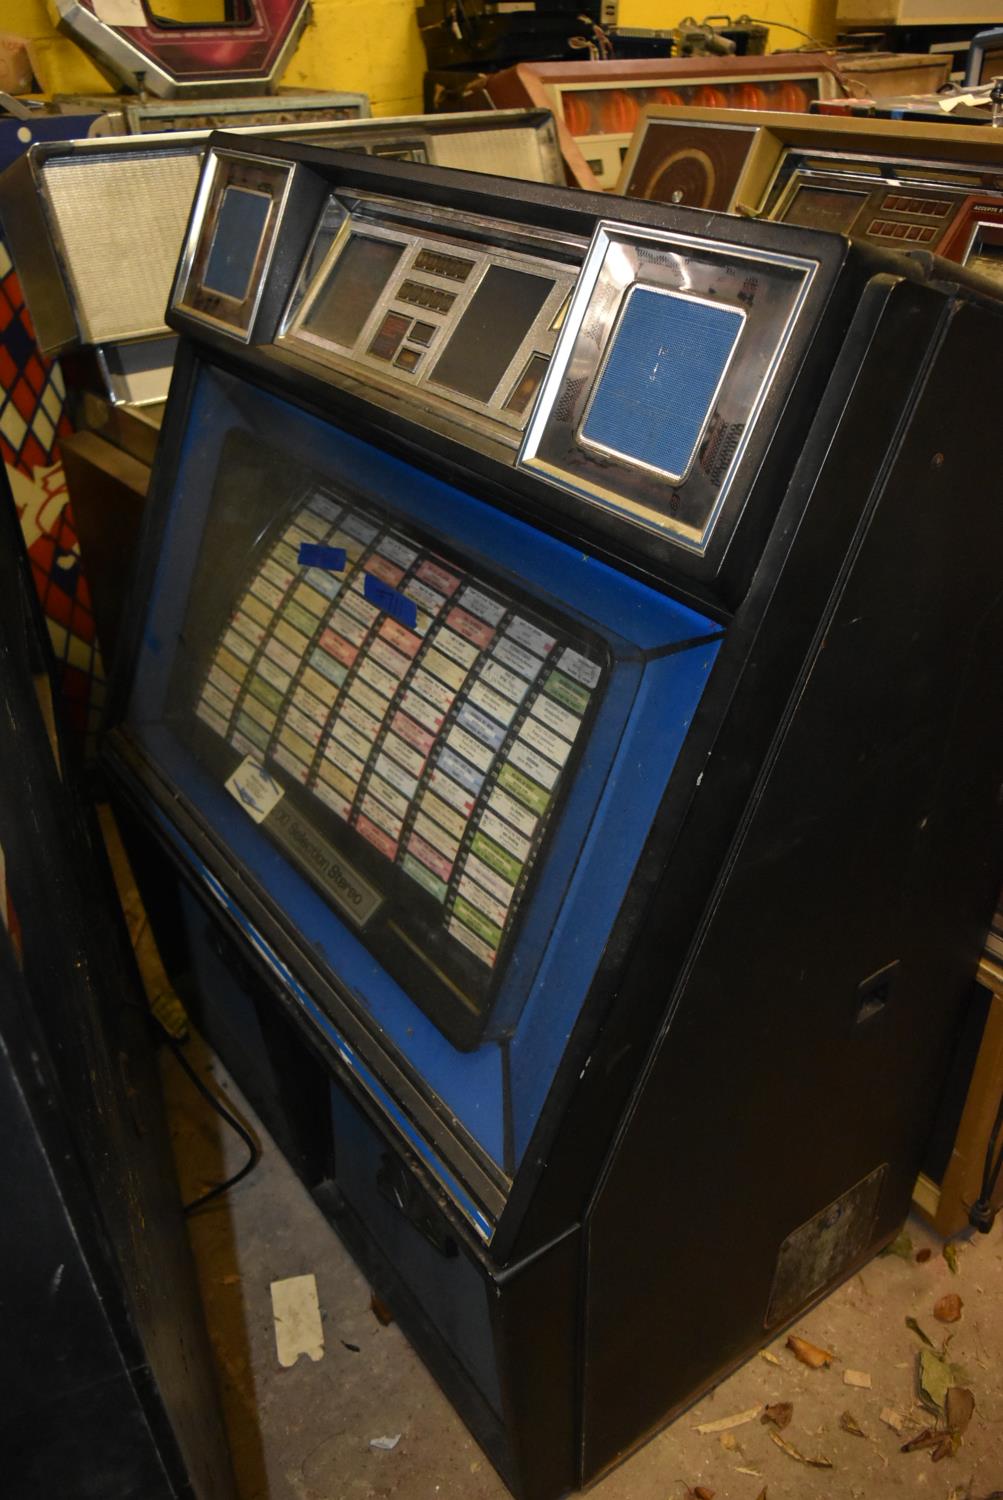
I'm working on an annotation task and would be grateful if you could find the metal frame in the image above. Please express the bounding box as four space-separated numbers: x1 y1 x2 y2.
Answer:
576 283 746 485
280 209 575 441
175 150 295 342
520 221 817 553
761 149 999 220
966 27 1003 86
53 0 310 99
86 90 371 134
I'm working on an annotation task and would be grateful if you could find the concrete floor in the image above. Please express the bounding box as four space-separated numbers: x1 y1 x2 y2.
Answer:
161 1035 1003 1500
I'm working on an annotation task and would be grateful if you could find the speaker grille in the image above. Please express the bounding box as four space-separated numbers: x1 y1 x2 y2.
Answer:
44 151 201 344
581 288 742 478
431 128 548 182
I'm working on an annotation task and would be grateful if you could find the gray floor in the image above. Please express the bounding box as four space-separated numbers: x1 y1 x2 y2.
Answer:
163 1038 1003 1500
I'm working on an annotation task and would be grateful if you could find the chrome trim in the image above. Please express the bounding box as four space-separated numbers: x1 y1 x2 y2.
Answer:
759 148 1003 218
963 218 1003 272
342 191 589 260
54 0 309 99
519 220 817 553
175 150 295 343
577 283 746 485
278 208 576 440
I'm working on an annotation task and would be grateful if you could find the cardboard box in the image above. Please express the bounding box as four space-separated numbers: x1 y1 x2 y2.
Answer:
0 33 35 94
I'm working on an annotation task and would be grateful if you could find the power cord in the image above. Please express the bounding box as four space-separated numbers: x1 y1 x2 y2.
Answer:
968 1087 1003 1233
161 1026 262 1214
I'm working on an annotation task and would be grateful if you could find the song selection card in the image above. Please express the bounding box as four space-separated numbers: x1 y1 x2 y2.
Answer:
197 485 604 973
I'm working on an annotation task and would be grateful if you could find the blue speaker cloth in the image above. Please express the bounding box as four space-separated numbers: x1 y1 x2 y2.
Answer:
581 287 743 479
203 186 271 303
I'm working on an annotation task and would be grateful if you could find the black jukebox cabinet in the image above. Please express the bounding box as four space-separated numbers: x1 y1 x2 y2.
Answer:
105 137 1003 1499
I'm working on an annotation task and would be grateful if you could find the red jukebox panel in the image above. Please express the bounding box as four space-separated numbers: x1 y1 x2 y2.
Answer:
54 0 309 98
481 56 846 191
939 197 1003 285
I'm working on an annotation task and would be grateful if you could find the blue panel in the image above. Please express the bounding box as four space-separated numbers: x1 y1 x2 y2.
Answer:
203 187 270 302
581 288 744 479
0 116 101 174
127 365 720 1198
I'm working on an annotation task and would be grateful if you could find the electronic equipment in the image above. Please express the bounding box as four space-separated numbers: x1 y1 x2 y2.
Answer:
61 90 371 136
937 192 1003 278
53 0 310 98
417 0 617 71
0 111 563 408
449 55 848 189
965 25 1003 84
618 106 1003 245
832 48 952 94
104 133 1003 1498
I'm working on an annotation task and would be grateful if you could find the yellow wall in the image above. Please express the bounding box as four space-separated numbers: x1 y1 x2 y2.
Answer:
11 0 835 111
618 0 837 46
281 0 425 115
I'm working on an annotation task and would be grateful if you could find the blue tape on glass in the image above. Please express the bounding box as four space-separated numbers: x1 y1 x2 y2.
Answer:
298 542 346 571
582 287 744 481
364 573 418 628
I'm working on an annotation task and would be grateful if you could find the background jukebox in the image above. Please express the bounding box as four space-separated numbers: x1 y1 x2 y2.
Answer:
105 137 1003 1499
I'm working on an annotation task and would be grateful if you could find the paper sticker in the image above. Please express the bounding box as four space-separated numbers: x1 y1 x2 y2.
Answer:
93 0 146 24
226 756 284 824
271 1274 324 1369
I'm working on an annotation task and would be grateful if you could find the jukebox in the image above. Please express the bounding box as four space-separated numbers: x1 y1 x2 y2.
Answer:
105 137 1003 1498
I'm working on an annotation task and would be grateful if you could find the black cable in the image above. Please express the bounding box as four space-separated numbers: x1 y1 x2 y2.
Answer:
164 1035 262 1214
968 1086 1003 1233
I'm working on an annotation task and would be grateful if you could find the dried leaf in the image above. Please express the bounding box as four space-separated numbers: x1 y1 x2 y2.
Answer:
694 1406 761 1435
916 1247 933 1263
687 1488 715 1500
719 1433 737 1452
370 1293 394 1326
935 1293 963 1324
787 1334 834 1368
945 1387 975 1437
919 1347 952 1412
754 1491 768 1500
759 1349 782 1367
843 1369 872 1388
932 1436 958 1462
761 1402 793 1430
901 1428 942 1452
881 1230 914 1259
768 1430 833 1469
880 1407 906 1433
944 1243 960 1275
906 1316 936 1348
839 1410 866 1437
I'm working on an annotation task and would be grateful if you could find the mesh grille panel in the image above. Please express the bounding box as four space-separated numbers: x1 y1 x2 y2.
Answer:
44 152 201 343
430 129 545 182
582 289 743 479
